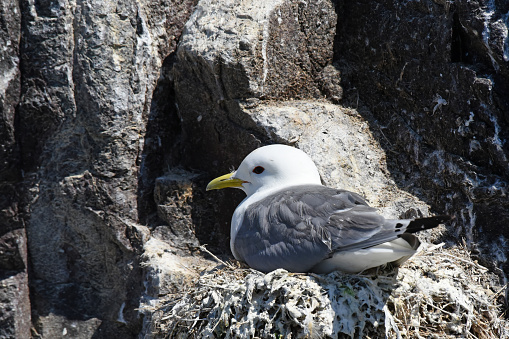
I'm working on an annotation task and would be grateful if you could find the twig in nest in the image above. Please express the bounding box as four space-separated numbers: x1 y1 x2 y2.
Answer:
438 252 489 271
199 245 236 269
489 282 508 301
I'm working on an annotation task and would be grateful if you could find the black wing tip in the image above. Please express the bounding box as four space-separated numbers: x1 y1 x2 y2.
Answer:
406 215 452 233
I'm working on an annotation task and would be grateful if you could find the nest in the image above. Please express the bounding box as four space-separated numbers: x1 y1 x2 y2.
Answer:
141 244 508 338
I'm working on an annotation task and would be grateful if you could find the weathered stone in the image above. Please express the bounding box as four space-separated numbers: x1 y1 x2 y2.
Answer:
177 0 336 100
173 0 338 170
154 171 201 251
317 64 343 103
152 169 234 255
0 230 30 339
32 314 102 339
0 1 30 338
138 236 215 338
334 0 509 274
6 0 197 337
0 0 21 183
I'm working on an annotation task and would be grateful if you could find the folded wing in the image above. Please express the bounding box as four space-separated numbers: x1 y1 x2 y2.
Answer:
234 185 393 272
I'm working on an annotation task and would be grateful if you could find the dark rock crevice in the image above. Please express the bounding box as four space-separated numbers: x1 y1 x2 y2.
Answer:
137 53 183 226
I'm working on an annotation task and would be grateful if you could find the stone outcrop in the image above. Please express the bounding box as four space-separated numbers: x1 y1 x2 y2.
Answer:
335 0 509 271
0 0 507 337
1 0 30 337
1 0 198 337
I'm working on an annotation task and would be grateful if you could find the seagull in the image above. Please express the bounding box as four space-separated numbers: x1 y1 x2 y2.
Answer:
206 144 450 274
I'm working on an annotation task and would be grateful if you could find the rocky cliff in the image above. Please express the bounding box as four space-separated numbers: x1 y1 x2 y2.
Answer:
0 0 508 338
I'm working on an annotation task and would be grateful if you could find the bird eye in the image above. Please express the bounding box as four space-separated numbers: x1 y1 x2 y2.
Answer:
252 166 265 174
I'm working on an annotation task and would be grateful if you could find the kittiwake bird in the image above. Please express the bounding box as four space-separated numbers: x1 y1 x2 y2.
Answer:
206 144 450 274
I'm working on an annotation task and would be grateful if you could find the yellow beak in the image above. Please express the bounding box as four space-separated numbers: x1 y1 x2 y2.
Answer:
206 172 246 191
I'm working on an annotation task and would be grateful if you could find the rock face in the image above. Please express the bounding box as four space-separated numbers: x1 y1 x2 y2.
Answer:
0 1 30 338
0 0 508 338
1 0 198 337
335 0 509 272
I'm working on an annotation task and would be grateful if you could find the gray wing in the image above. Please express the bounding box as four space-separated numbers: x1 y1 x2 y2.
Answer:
234 185 395 273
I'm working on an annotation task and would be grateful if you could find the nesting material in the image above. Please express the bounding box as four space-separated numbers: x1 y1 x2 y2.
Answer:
141 244 508 338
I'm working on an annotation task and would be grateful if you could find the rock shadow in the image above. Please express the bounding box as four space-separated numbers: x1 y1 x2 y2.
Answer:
137 52 247 258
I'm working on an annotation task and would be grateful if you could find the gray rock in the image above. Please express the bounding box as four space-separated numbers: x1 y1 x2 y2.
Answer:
0 1 30 338
172 0 338 171
177 0 336 100
2 0 197 337
153 171 201 252
0 230 31 339
335 0 509 274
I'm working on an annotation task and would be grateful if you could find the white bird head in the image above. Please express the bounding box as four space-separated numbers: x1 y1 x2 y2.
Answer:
207 144 322 196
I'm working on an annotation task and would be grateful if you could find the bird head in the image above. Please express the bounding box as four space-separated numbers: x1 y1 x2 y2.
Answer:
206 144 322 196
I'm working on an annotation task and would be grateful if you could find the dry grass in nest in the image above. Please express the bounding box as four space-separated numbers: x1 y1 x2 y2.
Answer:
140 243 508 338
